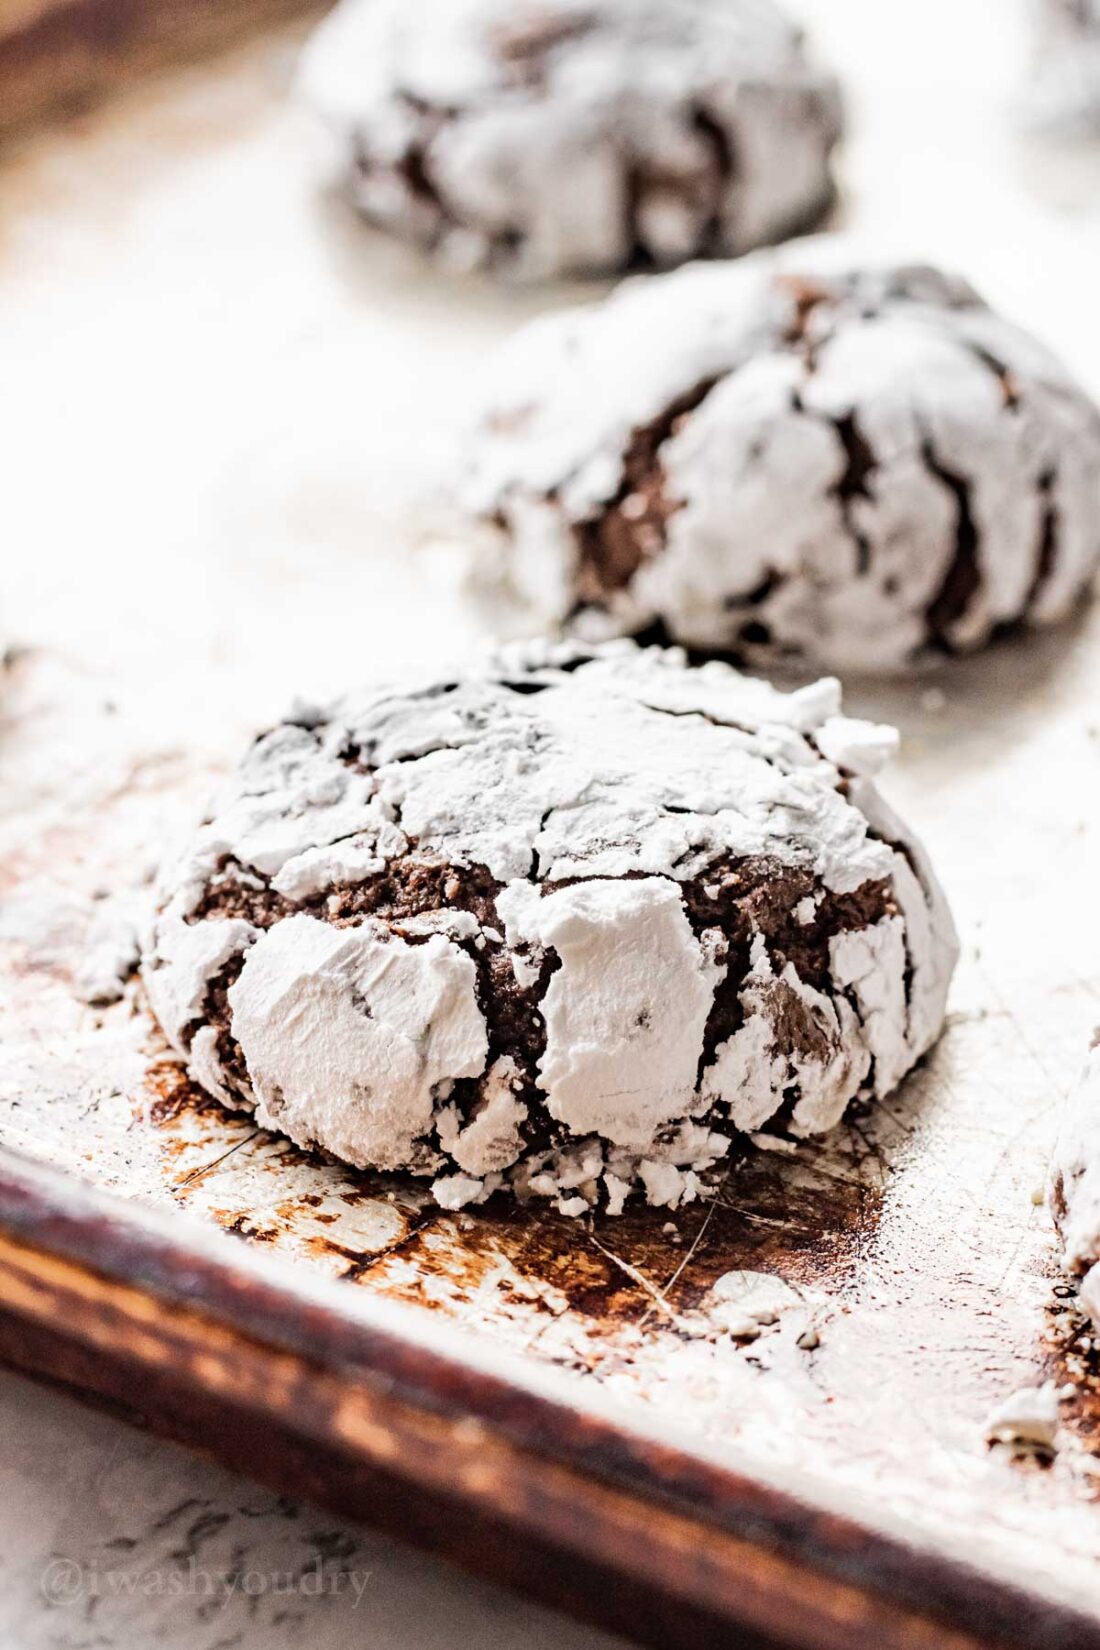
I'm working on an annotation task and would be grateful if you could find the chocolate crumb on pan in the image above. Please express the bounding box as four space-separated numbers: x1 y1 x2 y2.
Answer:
296 0 842 280
143 640 957 1215
460 237 1100 673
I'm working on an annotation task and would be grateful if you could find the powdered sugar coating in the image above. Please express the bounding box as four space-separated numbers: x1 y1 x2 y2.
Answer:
297 0 841 279
230 916 488 1171
462 240 1100 673
497 876 723 1147
143 641 957 1213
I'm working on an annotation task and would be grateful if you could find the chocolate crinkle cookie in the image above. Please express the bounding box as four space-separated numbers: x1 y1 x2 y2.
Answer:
296 0 841 279
143 641 957 1216
461 240 1100 674
1050 1035 1100 1323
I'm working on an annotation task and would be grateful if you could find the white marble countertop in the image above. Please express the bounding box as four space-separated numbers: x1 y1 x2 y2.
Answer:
0 1368 623 1650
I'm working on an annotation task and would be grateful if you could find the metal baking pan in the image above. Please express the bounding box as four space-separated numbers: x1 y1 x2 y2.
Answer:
3 7 1100 1646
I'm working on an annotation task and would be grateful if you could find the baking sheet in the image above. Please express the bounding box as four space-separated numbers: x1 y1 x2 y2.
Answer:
3 0 1100 1629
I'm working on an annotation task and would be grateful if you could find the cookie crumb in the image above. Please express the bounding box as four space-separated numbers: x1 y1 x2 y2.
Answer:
984 1381 1063 1455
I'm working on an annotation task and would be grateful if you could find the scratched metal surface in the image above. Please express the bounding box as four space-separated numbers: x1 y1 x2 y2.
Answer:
3 0 1100 1627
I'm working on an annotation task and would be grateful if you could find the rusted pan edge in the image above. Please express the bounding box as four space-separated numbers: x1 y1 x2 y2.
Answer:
0 0 318 137
0 1142 1089 1650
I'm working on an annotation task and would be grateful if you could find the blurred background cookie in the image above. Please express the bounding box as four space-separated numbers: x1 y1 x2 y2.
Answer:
460 238 1100 673
297 0 842 279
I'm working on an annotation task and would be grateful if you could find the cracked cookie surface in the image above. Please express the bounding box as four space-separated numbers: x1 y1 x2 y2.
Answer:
462 239 1100 673
143 640 957 1214
297 0 841 279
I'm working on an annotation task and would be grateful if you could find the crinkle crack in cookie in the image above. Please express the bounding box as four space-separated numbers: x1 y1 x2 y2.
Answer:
462 240 1100 674
143 641 957 1215
1050 1035 1100 1323
297 0 841 279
